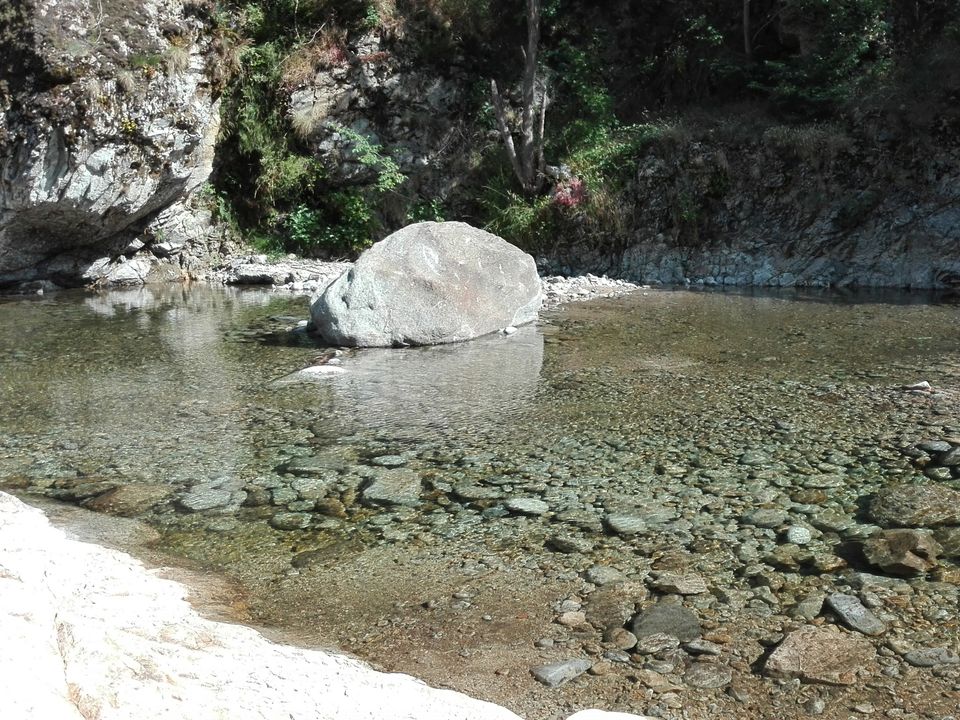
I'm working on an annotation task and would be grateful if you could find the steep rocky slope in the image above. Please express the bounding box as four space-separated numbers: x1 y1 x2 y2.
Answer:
544 122 960 289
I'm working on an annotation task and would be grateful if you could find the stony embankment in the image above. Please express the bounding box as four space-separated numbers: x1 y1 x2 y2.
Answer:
544 126 960 290
0 491 646 720
213 253 642 310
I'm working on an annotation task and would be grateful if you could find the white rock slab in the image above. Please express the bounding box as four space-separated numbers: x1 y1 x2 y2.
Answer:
0 492 520 720
0 492 639 720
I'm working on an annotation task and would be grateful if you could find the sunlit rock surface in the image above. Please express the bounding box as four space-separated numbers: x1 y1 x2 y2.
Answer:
0 492 523 720
311 222 542 347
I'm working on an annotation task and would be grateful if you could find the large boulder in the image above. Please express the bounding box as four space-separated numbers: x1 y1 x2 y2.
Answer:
310 222 542 347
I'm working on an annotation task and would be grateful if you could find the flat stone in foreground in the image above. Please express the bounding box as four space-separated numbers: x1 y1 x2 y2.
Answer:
629 603 702 643
764 625 876 685
903 648 960 667
311 221 542 347
361 468 423 507
531 658 592 687
825 593 887 636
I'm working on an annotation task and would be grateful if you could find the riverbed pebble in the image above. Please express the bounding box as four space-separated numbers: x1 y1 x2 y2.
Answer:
531 659 593 687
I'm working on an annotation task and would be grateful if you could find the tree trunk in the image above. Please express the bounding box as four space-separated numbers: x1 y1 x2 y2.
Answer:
489 0 546 195
743 0 753 58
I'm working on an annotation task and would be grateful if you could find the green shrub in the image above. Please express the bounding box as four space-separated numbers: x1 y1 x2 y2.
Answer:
406 198 446 223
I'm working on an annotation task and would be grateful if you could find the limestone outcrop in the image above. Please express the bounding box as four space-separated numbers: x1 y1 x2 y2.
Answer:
310 221 542 347
0 0 223 288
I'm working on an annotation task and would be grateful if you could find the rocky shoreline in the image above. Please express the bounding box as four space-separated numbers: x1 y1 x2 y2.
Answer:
3 251 643 315
210 253 643 310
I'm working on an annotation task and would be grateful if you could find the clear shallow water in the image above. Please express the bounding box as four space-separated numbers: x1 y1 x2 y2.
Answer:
1 285 958 530
3 284 960 717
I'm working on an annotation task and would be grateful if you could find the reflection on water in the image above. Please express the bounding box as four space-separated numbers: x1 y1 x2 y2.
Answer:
0 287 547 487
0 284 958 501
276 326 544 437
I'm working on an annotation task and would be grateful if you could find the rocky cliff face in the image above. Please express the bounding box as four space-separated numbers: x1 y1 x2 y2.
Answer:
288 30 474 206
544 123 960 290
0 0 225 289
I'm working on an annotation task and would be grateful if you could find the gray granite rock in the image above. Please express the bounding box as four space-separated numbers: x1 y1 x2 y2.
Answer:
311 222 542 347
270 512 312 530
825 593 887 636
651 572 707 595
684 663 732 689
764 625 876 685
868 485 960 528
604 513 646 535
630 603 702 643
530 659 592 687
742 508 789 528
903 648 960 667
584 565 628 586
505 498 550 516
178 481 245 513
361 469 423 507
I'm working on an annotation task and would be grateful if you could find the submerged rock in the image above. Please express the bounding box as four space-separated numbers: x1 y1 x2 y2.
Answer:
310 222 542 347
177 481 246 513
82 484 174 517
629 602 702 643
825 593 887 636
862 529 942 576
903 648 960 667
684 662 732 689
360 468 423 507
505 498 550 516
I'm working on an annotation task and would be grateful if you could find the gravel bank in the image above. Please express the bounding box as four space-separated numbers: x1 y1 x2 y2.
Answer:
212 255 642 310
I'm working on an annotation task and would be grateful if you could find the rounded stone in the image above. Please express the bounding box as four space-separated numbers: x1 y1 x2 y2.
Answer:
785 526 813 545
684 662 732 689
742 509 789 528
604 514 646 535
630 603 702 643
270 512 312 530
505 498 550 515
370 455 407 468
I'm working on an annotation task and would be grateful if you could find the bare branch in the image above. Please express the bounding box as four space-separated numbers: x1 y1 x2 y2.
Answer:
536 76 548 181
490 79 525 187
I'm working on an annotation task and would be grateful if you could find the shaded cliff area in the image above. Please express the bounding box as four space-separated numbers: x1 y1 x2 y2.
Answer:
1 0 959 288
